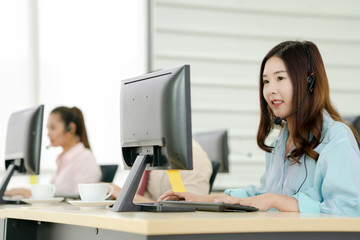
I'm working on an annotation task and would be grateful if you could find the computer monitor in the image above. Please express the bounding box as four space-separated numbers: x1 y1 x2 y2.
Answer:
0 105 44 204
112 65 193 212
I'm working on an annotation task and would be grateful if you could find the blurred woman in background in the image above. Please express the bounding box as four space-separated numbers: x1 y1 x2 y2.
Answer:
6 106 101 197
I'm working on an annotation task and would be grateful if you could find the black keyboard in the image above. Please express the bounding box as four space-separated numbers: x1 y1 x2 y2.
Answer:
156 201 258 212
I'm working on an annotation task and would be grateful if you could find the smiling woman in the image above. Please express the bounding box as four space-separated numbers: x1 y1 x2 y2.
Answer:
159 41 360 216
262 57 294 122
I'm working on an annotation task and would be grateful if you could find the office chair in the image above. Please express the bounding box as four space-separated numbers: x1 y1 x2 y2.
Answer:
209 161 221 193
100 164 118 183
193 130 229 193
343 115 360 148
343 116 360 134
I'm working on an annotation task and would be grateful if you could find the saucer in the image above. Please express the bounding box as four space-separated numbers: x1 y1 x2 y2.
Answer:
22 197 64 206
67 200 116 209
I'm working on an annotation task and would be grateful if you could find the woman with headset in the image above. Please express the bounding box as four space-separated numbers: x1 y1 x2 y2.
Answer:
159 41 360 215
6 106 102 197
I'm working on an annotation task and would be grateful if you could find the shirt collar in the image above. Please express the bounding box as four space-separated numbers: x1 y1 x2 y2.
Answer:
56 142 85 166
320 110 335 142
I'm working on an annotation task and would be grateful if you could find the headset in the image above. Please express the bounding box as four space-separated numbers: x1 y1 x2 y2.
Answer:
66 125 71 132
66 108 76 132
303 43 316 91
294 155 308 195
282 43 315 195
273 43 314 194
293 43 314 194
273 42 316 125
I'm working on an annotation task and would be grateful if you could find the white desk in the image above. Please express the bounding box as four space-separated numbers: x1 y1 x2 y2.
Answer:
0 203 360 240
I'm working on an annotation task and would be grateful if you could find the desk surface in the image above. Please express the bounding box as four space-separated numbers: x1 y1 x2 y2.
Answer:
0 203 360 235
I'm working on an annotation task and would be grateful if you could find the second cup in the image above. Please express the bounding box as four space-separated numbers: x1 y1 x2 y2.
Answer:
78 183 113 202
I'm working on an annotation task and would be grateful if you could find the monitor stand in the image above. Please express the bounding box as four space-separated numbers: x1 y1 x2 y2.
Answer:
111 154 195 212
0 162 26 204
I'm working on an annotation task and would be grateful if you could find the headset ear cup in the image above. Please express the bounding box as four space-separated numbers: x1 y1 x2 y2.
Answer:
66 125 71 132
307 76 315 90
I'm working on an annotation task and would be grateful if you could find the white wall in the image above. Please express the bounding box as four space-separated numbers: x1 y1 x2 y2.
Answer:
1 1 147 187
0 1 35 167
38 0 147 170
150 0 360 190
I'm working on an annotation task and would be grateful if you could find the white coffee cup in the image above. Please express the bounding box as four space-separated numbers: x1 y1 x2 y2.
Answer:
78 183 113 202
30 184 56 199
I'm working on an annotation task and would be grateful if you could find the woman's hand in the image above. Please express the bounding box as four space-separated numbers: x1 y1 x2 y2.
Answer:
158 190 212 202
215 193 299 212
215 194 274 211
4 188 32 199
108 183 154 202
109 183 121 200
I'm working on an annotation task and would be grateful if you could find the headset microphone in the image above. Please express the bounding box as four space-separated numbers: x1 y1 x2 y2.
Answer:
273 116 284 125
274 84 313 125
273 91 309 125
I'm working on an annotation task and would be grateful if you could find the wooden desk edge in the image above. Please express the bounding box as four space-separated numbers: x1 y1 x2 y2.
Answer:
1 208 360 235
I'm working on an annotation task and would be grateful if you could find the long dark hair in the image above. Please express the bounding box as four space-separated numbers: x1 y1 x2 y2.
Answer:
51 106 91 149
257 40 359 163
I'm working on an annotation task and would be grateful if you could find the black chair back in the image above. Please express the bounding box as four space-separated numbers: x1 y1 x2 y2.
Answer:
100 164 118 182
193 130 229 172
343 116 360 148
193 130 229 192
209 161 221 193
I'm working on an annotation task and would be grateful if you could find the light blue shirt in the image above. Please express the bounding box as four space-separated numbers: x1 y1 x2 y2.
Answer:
225 111 360 216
